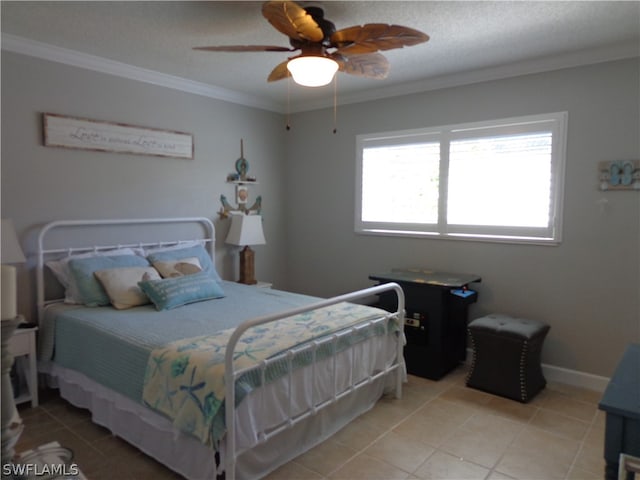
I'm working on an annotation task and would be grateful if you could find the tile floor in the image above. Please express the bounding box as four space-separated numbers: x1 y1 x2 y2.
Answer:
14 366 606 479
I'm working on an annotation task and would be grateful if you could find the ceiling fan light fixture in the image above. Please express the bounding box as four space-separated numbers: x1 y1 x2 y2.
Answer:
287 56 339 87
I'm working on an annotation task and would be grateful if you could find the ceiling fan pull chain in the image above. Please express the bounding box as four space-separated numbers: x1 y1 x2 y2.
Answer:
286 75 291 131
332 75 338 134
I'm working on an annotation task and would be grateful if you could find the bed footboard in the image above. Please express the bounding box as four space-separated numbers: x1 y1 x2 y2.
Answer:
224 282 405 480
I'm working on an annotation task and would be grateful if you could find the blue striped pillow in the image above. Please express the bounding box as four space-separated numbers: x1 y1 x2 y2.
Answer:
138 272 225 311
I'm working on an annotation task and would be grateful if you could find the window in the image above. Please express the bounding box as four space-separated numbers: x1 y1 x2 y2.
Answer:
355 112 567 244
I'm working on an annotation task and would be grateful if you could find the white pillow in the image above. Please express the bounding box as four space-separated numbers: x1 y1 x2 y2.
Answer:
47 248 142 304
94 266 161 310
152 257 202 278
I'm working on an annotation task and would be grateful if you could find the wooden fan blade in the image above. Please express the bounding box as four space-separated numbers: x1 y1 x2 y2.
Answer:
331 24 429 56
262 1 324 43
334 52 390 80
267 60 291 82
193 45 294 52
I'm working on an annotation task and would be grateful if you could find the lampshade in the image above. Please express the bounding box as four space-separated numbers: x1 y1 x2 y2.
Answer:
287 56 339 87
225 214 266 247
1 219 25 264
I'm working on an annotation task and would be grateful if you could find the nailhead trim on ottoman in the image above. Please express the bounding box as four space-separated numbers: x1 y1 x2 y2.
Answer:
466 314 550 403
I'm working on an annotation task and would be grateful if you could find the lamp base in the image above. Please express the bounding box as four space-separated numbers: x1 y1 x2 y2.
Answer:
237 245 257 285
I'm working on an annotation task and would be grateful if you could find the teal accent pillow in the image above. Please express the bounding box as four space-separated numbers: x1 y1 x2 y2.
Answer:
68 255 150 307
138 272 225 311
146 245 221 282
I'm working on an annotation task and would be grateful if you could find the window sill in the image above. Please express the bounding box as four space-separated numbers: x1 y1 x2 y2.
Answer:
356 228 561 246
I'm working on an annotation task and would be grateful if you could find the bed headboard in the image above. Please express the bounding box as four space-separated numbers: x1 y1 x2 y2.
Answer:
36 217 215 323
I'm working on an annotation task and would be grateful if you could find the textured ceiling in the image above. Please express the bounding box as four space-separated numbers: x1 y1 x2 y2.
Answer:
2 1 639 112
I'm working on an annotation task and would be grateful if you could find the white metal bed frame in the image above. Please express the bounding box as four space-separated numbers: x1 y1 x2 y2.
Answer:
36 217 405 479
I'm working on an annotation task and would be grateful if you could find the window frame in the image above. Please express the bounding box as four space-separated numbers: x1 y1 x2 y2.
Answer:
355 112 568 245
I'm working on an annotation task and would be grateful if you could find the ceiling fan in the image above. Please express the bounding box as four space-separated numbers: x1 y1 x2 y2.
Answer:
194 1 429 87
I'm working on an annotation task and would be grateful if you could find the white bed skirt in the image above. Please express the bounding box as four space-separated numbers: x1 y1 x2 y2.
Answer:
40 332 403 479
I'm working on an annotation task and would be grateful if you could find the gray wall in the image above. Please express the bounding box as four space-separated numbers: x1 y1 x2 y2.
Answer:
3 50 638 378
285 58 640 377
1 51 288 319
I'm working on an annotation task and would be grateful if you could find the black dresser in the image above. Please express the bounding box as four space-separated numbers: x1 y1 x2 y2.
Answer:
369 269 481 380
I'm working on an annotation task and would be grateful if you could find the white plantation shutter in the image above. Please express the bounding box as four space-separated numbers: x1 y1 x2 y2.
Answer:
356 112 567 244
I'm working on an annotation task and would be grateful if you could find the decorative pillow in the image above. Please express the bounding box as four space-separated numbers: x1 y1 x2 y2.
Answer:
152 257 202 278
46 248 142 304
138 272 225 311
146 244 221 281
68 255 150 307
94 266 161 310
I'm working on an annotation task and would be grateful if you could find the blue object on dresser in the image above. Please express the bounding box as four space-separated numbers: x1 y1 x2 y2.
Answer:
598 343 640 480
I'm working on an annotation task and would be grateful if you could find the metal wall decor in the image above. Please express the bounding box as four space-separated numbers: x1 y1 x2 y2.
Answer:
219 139 262 218
43 113 193 159
598 160 640 191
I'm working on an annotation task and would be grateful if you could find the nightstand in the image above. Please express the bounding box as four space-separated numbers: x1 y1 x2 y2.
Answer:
9 324 38 407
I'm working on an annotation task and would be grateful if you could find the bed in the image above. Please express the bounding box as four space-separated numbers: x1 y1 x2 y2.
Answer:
35 217 406 480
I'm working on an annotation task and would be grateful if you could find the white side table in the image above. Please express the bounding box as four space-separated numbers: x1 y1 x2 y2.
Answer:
9 325 38 407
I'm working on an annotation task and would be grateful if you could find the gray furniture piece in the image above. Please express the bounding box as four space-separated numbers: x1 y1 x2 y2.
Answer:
466 314 550 402
599 343 640 480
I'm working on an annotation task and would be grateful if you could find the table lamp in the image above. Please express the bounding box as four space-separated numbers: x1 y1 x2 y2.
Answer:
1 218 26 465
2 219 26 320
225 214 266 285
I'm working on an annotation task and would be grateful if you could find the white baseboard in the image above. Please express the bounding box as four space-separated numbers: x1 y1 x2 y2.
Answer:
541 363 609 392
464 349 610 393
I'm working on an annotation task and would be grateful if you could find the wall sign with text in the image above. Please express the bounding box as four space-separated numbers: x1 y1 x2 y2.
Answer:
43 113 193 159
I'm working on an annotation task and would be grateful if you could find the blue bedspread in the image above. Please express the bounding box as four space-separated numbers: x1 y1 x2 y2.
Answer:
40 282 320 402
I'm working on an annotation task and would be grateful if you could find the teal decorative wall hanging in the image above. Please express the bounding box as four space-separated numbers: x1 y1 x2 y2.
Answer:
599 160 640 191
219 139 262 218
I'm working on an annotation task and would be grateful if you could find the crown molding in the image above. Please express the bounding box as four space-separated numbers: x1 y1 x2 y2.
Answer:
1 33 283 113
291 41 640 112
3 33 637 114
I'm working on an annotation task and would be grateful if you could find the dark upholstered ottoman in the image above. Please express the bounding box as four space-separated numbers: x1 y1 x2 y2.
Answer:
466 314 550 402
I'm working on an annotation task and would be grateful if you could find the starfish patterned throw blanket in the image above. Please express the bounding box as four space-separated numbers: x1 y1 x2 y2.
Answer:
142 302 397 447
